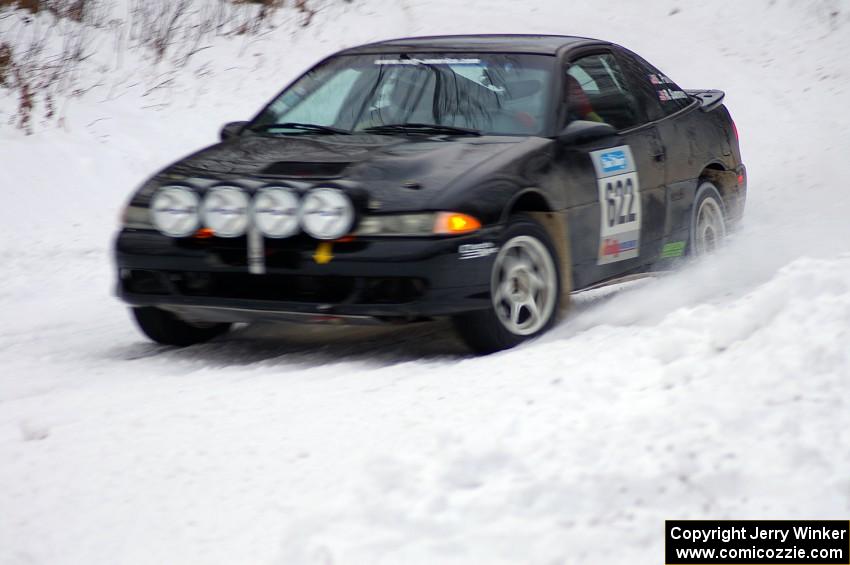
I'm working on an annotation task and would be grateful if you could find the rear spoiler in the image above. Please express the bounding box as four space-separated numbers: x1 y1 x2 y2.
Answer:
685 89 725 112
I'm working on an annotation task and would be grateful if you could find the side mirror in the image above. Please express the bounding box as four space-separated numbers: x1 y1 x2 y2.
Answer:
220 121 248 141
557 120 617 145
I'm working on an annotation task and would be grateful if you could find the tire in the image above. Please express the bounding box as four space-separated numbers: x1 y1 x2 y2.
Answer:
131 307 231 347
689 182 727 257
453 214 561 354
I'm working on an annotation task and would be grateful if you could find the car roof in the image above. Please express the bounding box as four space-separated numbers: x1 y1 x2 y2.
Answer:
338 34 607 56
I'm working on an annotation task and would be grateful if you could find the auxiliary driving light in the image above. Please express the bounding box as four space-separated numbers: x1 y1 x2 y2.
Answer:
150 186 201 238
201 186 250 238
253 187 301 238
299 187 355 240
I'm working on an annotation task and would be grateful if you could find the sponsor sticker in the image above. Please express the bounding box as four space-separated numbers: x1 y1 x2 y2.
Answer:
601 238 638 257
649 73 675 85
661 241 686 258
658 88 689 102
590 145 642 265
458 242 499 260
375 58 481 66
600 150 628 174
590 145 635 179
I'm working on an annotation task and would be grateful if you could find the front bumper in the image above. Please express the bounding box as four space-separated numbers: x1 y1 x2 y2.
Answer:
114 228 500 324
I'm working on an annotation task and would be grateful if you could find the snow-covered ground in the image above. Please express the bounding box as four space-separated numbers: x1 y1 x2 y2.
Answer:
1 1 849 563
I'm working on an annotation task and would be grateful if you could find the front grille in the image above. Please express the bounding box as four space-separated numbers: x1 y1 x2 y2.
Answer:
122 270 427 305
178 272 356 302
122 269 170 295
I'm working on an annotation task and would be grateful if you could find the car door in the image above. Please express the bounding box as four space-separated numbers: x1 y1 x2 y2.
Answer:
614 46 701 255
558 49 668 289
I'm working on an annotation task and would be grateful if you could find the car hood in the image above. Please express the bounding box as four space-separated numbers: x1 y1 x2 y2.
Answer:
162 133 546 211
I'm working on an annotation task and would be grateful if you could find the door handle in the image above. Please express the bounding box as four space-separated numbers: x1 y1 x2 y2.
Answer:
652 149 666 162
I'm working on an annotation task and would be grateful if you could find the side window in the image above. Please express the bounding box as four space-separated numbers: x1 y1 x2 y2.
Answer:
617 49 692 117
566 53 642 130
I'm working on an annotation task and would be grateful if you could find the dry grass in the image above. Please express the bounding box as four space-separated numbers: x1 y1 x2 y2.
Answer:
0 0 102 131
0 0 327 133
0 42 11 86
0 0 91 22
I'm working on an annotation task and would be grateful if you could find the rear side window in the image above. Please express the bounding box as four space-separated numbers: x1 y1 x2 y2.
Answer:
566 53 642 130
617 49 692 118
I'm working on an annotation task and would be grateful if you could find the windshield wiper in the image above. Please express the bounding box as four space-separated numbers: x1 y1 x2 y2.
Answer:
250 122 351 135
362 123 481 136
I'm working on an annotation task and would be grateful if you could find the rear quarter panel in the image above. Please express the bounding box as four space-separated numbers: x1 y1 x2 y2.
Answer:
655 102 745 244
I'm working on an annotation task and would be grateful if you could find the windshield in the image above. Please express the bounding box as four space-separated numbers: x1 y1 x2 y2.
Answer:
252 53 555 136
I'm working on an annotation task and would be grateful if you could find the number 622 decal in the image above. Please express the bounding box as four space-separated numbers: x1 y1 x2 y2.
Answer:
590 145 642 265
604 174 637 228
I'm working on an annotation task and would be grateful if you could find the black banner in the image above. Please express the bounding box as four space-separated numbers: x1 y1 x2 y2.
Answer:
666 520 850 564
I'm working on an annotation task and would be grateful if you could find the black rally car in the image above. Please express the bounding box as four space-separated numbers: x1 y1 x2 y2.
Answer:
115 34 746 353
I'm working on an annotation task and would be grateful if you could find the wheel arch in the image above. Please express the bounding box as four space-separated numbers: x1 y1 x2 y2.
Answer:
501 188 573 309
696 161 744 224
501 188 555 221
697 161 735 202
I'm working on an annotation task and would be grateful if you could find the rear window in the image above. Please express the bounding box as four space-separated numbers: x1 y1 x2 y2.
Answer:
616 49 693 119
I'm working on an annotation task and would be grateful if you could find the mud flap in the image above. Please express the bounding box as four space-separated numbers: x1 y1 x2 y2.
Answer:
529 211 572 317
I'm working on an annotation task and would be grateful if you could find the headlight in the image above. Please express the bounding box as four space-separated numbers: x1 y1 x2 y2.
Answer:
202 186 249 238
150 186 200 238
356 213 436 236
253 187 301 238
299 187 355 240
355 212 482 236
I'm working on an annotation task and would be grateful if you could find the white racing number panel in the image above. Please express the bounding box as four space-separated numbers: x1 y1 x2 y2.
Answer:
590 145 642 265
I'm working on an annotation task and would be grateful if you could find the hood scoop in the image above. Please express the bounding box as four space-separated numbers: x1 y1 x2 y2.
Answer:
260 161 350 179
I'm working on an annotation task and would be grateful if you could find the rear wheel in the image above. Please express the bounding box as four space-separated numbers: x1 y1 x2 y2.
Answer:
690 182 727 257
131 307 231 347
453 215 561 354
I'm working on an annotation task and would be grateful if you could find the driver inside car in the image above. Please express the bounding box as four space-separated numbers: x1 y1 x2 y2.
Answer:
566 73 603 123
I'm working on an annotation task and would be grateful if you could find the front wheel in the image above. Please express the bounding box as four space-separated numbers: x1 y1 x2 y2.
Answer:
131 307 231 347
453 215 561 354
